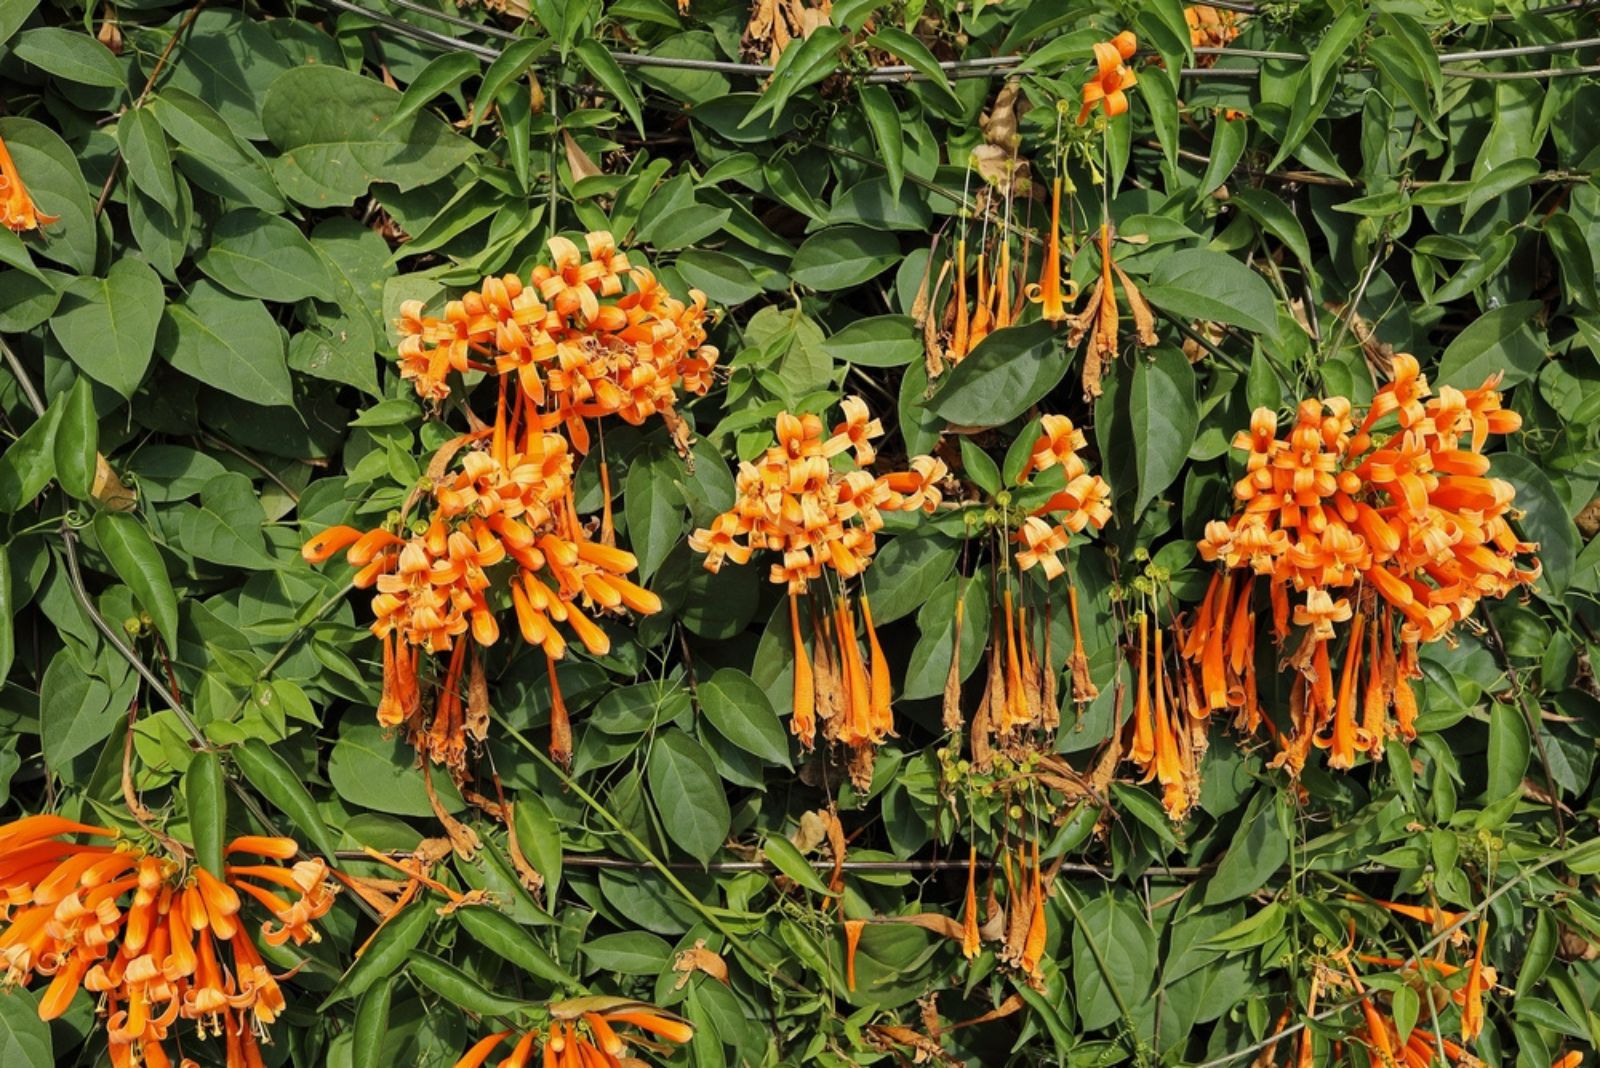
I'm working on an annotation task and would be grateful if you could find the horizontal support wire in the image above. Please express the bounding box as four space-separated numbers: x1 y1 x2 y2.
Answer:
318 0 1600 84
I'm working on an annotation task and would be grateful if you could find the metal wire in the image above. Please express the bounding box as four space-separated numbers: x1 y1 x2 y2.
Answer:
330 850 1213 876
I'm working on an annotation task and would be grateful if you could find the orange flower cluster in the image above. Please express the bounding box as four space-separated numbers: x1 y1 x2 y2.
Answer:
0 133 58 233
393 232 717 452
1183 358 1538 777
0 817 336 1068
451 1000 693 1068
689 399 946 786
305 232 715 773
1014 415 1113 583
1186 5 1242 59
1079 31 1138 124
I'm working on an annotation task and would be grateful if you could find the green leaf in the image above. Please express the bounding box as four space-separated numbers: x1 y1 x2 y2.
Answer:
859 530 958 625
0 0 42 47
159 281 294 408
574 39 645 138
513 796 563 911
328 721 466 818
1544 213 1600 311
232 739 342 860
184 749 227 878
699 667 791 767
1463 157 1541 226
176 473 276 570
623 449 685 582
51 376 96 501
198 209 335 302
763 834 835 895
0 989 51 1067
149 89 284 212
351 977 394 1068
866 27 958 106
1142 249 1278 337
674 250 761 305
409 952 529 1017
1486 702 1530 802
322 902 432 1007
0 399 62 513
1130 348 1198 516
1230 188 1315 277
646 728 730 866
474 39 546 132
1071 893 1156 1031
12 27 124 89
49 257 164 398
117 106 179 214
94 512 179 652
457 906 574 991
790 226 900 291
261 65 477 207
582 931 672 974
858 85 904 198
1492 453 1577 599
959 437 1001 497
392 52 481 128
40 648 133 767
1203 790 1288 904
0 548 12 687
927 321 1070 428
745 27 843 126
1197 110 1247 202
1435 302 1545 390
821 315 922 368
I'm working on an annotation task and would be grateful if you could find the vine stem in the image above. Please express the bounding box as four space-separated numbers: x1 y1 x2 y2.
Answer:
94 0 209 216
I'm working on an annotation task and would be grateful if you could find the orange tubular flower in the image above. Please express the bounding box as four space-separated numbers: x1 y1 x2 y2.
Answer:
0 818 336 1068
1079 32 1138 124
688 398 944 787
1027 175 1076 322
0 133 60 233
1177 356 1539 793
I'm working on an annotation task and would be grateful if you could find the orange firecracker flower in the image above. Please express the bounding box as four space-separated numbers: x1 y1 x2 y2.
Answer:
0 133 60 233
1078 32 1138 124
304 232 697 776
689 398 945 786
0 818 336 1068
1174 356 1538 788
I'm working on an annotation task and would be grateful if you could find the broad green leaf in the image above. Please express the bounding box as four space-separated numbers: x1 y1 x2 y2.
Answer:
474 39 547 132
927 321 1070 428
859 530 958 625
1204 789 1288 904
0 549 11 686
1492 453 1577 598
1463 157 1540 226
262 65 477 207
184 749 227 878
699 667 791 767
0 400 62 513
49 258 164 398
821 315 922 368
198 209 335 302
327 721 466 817
858 85 904 198
12 27 124 88
161 10 289 141
176 473 276 570
51 376 96 502
646 728 729 866
1435 302 1544 390
674 250 761 305
392 52 481 128
1071 893 1157 1031
1485 702 1530 802
763 834 835 895
117 106 179 213
0 990 51 1067
1130 348 1198 515
623 449 686 582
94 512 179 652
790 226 900 291
40 648 134 767
866 27 958 106
160 281 293 407
1142 249 1278 337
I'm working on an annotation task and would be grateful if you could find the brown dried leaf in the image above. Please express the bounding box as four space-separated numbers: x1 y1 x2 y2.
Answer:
563 130 603 183
673 940 731 989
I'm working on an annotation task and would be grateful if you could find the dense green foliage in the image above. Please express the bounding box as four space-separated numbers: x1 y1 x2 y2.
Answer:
1 0 1599 1065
